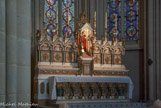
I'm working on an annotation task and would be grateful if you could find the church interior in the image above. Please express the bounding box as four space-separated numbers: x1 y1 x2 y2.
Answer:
0 0 161 108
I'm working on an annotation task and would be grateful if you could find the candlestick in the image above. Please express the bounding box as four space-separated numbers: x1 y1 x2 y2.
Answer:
105 28 107 37
94 11 96 28
95 11 96 22
87 29 89 37
105 12 107 29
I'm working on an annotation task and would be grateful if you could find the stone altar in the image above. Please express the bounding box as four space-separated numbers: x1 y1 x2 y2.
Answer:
34 12 133 106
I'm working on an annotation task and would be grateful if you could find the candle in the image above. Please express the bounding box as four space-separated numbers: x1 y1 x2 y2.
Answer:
56 8 58 24
95 11 97 21
105 12 107 29
44 5 46 22
115 14 117 30
94 11 96 28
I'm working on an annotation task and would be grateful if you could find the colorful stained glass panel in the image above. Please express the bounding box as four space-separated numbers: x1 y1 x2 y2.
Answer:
63 11 72 22
46 9 56 20
110 26 119 37
110 0 119 8
107 0 121 40
45 0 58 38
127 0 136 7
126 25 137 37
46 25 56 36
127 10 137 21
47 0 56 5
63 26 72 38
110 12 119 23
125 0 138 40
62 0 75 40
63 0 72 7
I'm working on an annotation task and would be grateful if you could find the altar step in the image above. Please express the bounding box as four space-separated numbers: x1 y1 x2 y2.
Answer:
39 102 154 108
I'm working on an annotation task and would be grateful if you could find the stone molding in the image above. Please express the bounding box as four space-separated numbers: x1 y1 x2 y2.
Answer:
39 69 78 75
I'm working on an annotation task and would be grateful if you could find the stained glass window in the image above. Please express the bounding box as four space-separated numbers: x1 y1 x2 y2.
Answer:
45 0 58 38
125 0 139 40
62 0 75 40
107 0 121 40
106 0 139 41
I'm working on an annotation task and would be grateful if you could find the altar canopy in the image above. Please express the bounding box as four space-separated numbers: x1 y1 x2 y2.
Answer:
50 76 134 100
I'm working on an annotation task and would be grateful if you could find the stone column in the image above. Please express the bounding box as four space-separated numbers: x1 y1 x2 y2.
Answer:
159 0 161 100
155 0 160 100
147 0 155 101
78 0 82 18
0 0 6 104
144 0 148 101
6 0 17 106
96 0 104 40
103 0 106 36
35 0 40 31
147 0 160 101
90 0 95 27
75 0 78 20
16 0 31 106
147 0 161 101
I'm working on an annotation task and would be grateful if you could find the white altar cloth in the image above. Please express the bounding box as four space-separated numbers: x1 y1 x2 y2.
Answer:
50 76 134 100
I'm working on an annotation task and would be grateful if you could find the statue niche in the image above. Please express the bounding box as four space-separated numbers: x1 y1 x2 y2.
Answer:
40 43 50 62
113 47 122 64
93 46 101 64
104 47 112 64
66 45 75 63
53 44 63 62
76 23 93 56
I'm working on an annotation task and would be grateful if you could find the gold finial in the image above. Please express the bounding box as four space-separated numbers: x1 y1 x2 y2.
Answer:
104 30 107 37
105 36 108 41
102 35 105 42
